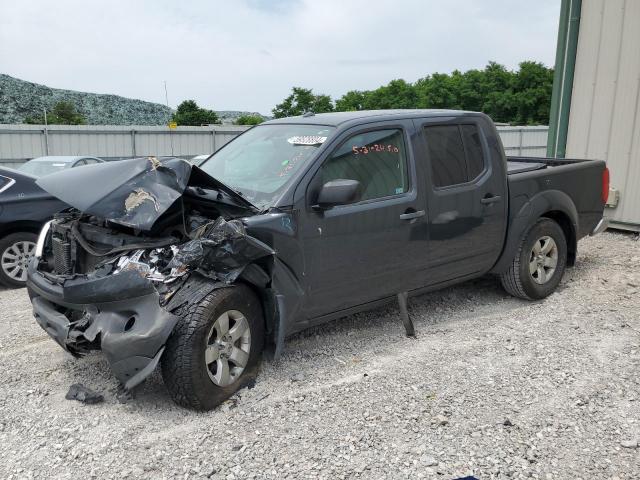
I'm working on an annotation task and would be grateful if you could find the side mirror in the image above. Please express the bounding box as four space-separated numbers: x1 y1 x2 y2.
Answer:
314 179 361 209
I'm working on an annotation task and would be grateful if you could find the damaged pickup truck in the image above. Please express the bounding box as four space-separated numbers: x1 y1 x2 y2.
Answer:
27 110 609 410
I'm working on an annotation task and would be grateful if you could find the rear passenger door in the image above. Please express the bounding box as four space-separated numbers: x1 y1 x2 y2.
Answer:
416 117 507 284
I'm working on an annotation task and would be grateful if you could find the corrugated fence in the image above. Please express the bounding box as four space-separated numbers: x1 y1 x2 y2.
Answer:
0 125 249 169
0 124 549 169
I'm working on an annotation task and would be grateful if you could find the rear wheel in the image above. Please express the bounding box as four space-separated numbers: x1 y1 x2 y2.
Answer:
161 284 264 410
500 218 567 300
0 232 37 288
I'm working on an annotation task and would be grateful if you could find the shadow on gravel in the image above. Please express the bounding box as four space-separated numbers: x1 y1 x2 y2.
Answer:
285 274 516 346
111 275 523 410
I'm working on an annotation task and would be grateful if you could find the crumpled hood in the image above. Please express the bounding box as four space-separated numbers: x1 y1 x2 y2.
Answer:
36 157 258 231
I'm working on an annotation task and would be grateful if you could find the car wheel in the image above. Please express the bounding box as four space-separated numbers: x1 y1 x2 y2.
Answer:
500 218 568 300
0 232 37 288
161 284 264 410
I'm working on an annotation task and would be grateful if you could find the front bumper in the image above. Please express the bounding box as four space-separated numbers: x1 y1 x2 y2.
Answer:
590 217 609 236
27 259 179 390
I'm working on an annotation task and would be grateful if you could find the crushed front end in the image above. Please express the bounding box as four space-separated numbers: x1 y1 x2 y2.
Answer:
27 157 273 391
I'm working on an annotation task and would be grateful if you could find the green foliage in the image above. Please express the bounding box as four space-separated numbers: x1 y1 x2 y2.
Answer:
363 79 418 110
272 87 334 118
172 100 219 126
274 62 554 125
234 114 264 126
334 90 368 111
24 101 86 125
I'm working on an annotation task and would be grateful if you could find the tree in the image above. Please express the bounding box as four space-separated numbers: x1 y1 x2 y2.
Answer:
172 100 219 126
234 114 264 126
512 61 555 125
273 63 554 124
24 101 86 125
334 90 368 111
272 87 334 118
364 79 418 110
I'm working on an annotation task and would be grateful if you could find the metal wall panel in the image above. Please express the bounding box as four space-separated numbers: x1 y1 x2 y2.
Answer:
497 127 549 157
0 125 249 165
566 0 640 229
1 124 549 166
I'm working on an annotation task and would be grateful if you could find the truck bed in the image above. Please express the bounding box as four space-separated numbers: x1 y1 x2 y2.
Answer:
505 155 606 240
506 155 595 174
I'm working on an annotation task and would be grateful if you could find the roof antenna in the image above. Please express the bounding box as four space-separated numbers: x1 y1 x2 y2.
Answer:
302 111 315 117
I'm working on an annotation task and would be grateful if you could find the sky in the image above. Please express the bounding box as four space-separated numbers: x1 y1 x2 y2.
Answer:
0 0 561 115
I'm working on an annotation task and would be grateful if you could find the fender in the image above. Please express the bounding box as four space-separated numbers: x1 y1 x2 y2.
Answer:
490 189 578 274
269 257 305 359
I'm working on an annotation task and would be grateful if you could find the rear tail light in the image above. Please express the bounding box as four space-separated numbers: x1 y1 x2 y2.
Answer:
602 167 610 204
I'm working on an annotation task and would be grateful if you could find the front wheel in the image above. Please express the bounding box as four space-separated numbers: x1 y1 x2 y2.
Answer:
500 218 568 300
161 284 264 410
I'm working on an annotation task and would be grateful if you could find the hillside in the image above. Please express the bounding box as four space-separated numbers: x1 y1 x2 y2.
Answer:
0 75 266 125
0 74 173 125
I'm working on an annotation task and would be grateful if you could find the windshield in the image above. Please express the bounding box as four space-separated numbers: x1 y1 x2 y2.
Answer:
200 124 336 208
19 160 72 177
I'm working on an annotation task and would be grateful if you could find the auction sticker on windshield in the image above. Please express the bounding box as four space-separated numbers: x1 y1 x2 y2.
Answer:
287 136 327 145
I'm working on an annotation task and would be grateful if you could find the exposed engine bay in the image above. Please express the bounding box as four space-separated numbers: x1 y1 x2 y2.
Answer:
40 209 274 305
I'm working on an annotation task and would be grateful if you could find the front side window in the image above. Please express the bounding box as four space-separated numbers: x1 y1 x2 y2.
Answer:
320 129 408 202
200 124 336 208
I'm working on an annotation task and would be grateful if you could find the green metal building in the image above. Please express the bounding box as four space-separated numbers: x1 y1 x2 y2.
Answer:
548 0 640 231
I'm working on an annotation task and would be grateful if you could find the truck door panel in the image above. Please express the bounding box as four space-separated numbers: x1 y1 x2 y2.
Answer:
415 118 507 283
297 123 428 319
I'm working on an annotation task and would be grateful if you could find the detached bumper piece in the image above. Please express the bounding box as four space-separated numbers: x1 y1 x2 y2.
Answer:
28 265 179 390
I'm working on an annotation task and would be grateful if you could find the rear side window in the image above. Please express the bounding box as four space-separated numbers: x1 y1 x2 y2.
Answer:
321 129 408 201
0 174 15 194
423 124 486 188
461 125 484 180
423 126 467 187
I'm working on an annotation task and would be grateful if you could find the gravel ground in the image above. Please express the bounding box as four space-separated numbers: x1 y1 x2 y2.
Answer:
1 231 639 479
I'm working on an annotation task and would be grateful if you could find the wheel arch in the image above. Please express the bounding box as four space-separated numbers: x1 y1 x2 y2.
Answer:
235 263 276 343
540 210 576 266
0 221 44 238
491 189 578 274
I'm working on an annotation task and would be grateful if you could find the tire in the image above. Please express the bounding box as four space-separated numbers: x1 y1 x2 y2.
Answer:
500 218 567 300
161 284 264 410
0 232 38 289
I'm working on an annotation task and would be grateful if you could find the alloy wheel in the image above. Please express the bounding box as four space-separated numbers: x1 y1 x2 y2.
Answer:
529 236 558 285
1 240 36 283
205 310 251 387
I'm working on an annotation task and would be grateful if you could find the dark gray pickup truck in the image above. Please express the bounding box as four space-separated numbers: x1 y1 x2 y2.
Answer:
27 110 608 410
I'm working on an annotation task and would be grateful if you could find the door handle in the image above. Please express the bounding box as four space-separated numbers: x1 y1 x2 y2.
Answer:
480 195 502 205
399 210 426 220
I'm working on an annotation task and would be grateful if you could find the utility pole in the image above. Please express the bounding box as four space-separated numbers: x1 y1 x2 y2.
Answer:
164 81 174 156
43 108 50 155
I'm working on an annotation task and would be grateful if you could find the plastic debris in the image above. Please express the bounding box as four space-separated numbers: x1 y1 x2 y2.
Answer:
65 383 104 405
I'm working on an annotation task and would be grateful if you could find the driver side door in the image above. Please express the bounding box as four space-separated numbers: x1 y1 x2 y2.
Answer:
297 122 428 320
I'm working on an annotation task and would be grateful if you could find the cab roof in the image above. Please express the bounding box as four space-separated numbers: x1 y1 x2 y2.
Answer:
263 109 480 127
